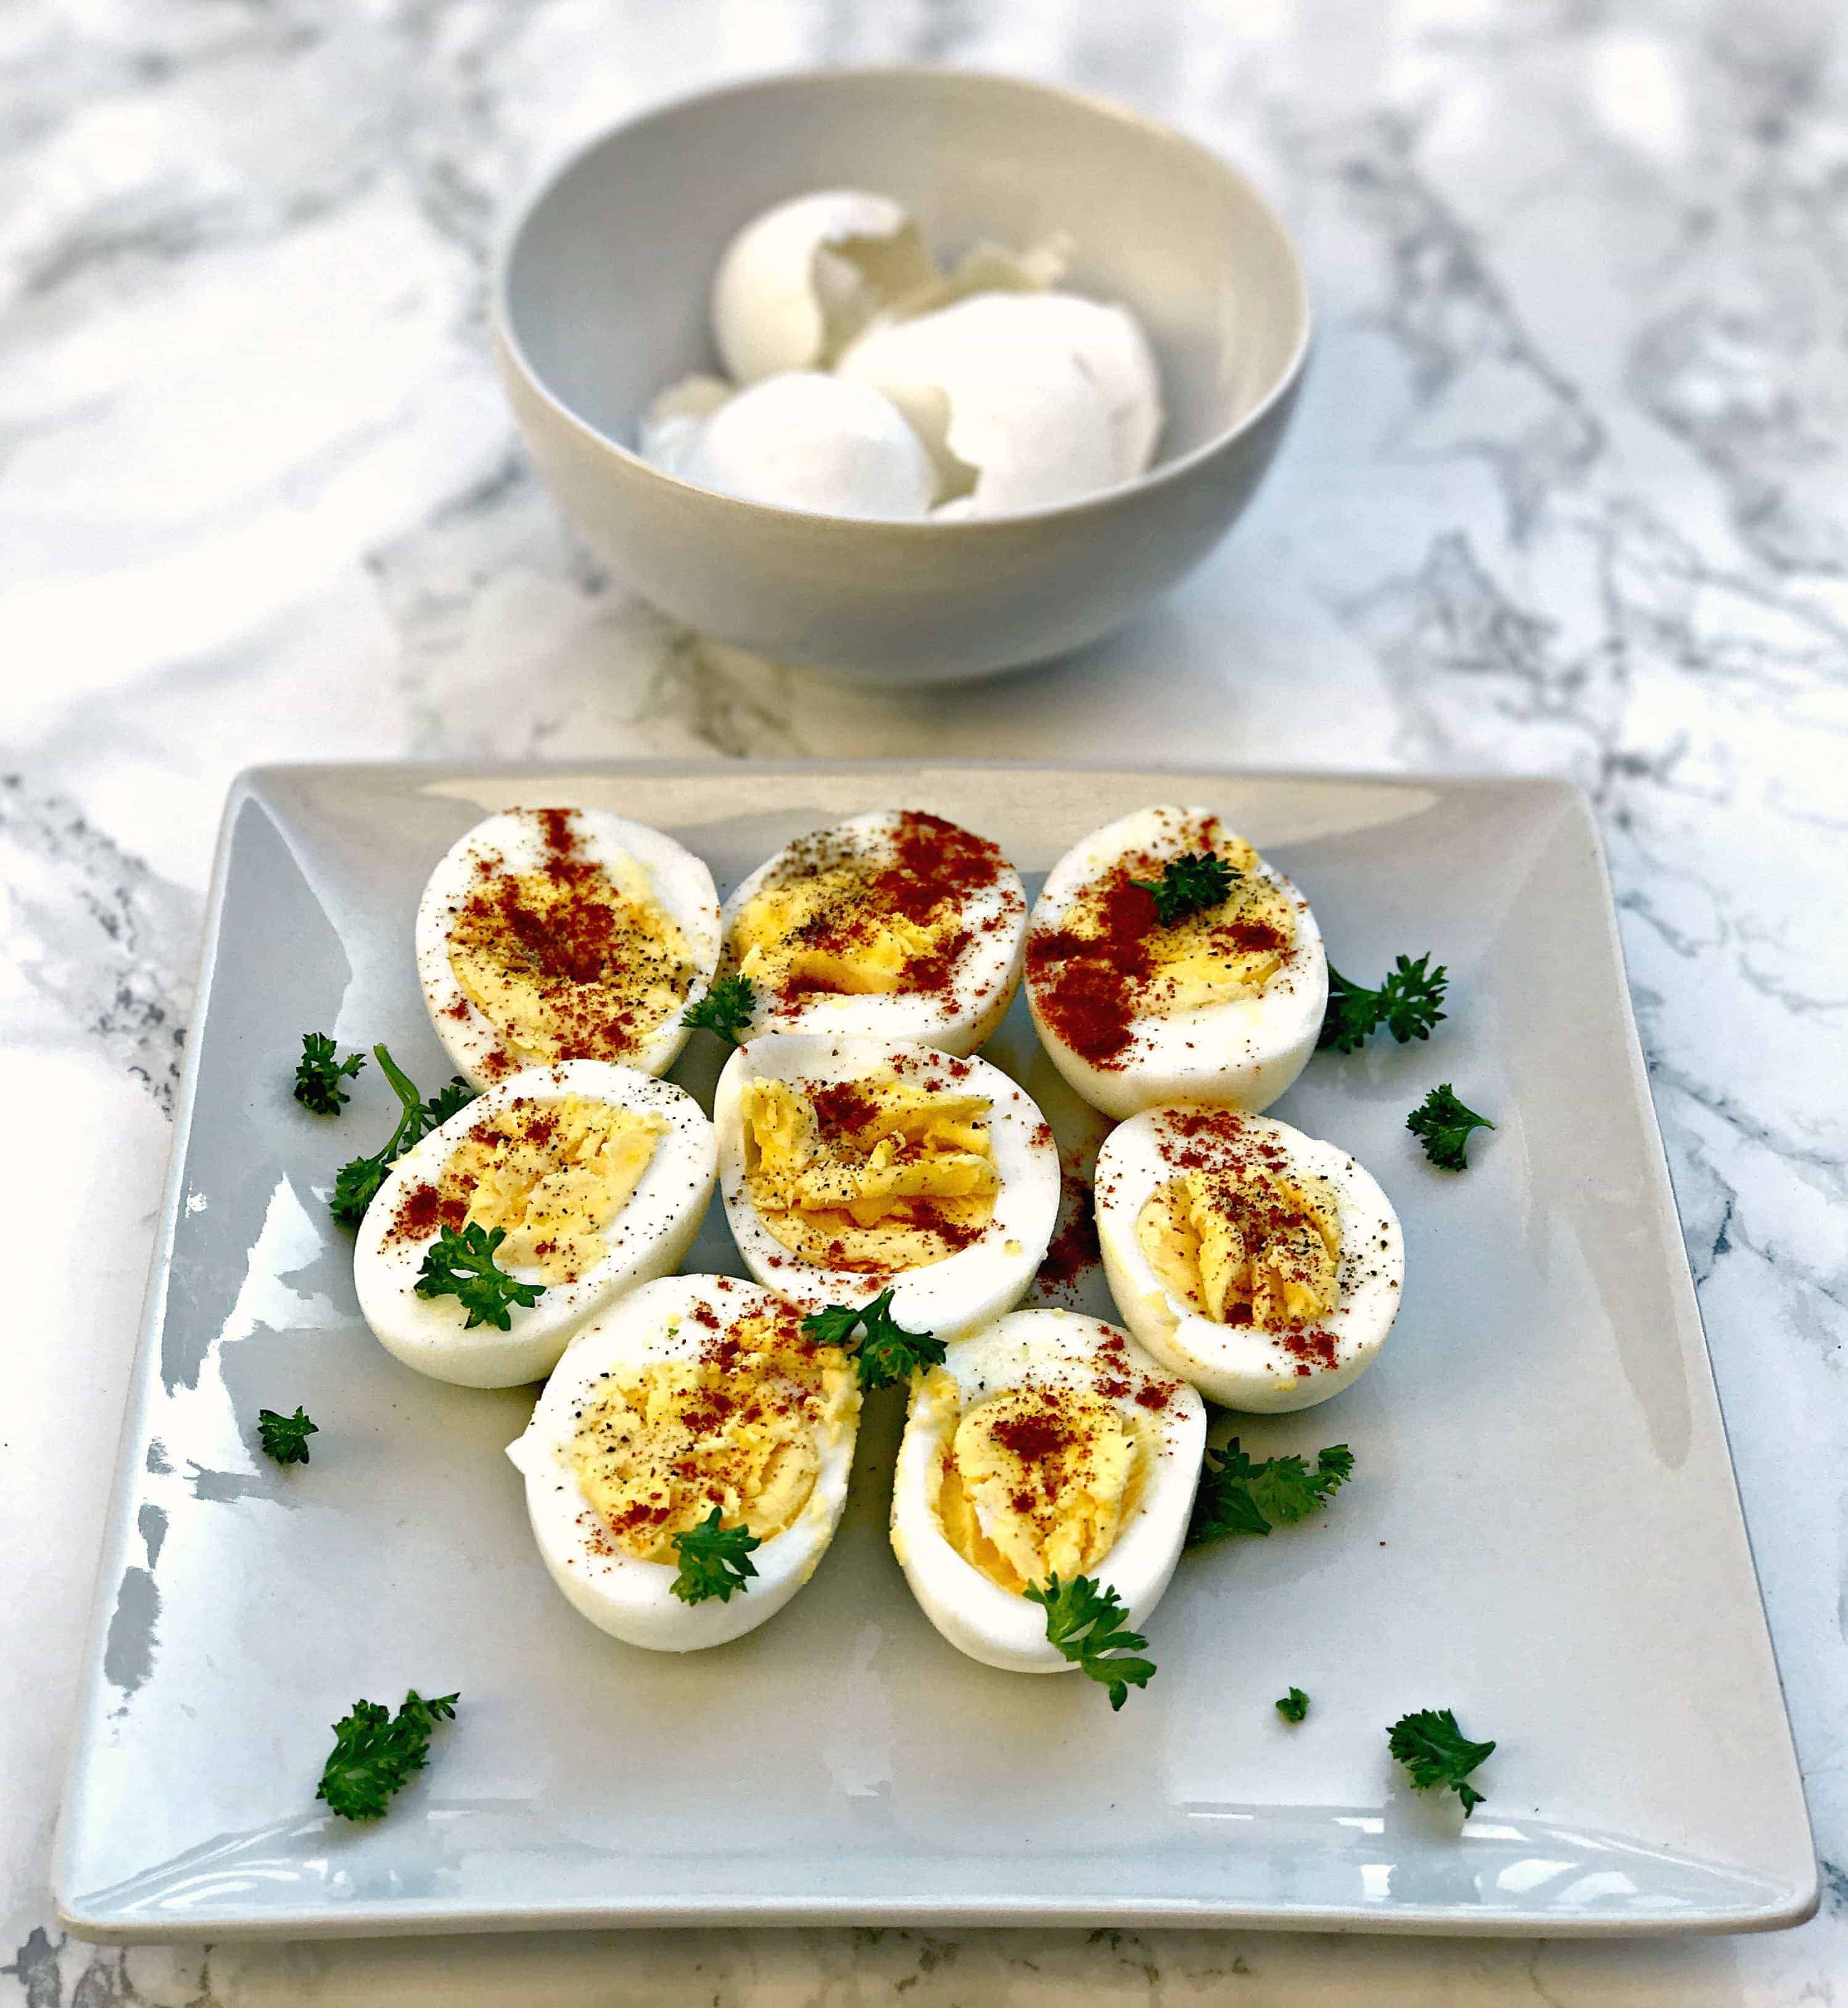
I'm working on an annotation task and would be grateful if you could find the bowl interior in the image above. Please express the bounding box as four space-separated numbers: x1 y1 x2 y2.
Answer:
502 68 1307 475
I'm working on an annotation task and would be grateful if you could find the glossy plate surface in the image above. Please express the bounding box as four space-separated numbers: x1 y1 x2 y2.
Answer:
54 762 1815 1940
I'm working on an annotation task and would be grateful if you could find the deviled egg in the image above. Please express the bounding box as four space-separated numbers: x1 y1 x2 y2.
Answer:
1094 1105 1403 1411
889 1309 1205 1674
716 1034 1059 1340
1025 805 1326 1120
355 1060 716 1388
417 806 720 1090
720 809 1026 1053
506 1274 861 1651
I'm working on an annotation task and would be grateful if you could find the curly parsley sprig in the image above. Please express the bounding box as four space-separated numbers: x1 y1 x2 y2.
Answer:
669 1506 762 1605
257 1405 318 1466
1407 1084 1495 1171
1025 1573 1157 1710
680 974 756 1045
293 1032 365 1114
1276 1687 1310 1724
1387 1707 1496 1817
1129 850 1237 926
1187 1441 1355 1549
317 1689 459 1821
801 1289 946 1391
414 1222 544 1330
1319 954 1449 1055
329 1045 476 1228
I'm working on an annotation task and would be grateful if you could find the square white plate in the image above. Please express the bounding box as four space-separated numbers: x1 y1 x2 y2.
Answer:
54 762 1815 1941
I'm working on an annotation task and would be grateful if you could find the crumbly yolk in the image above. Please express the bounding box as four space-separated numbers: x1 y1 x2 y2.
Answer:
568 1313 859 1563
1136 1166 1341 1329
742 1071 997 1271
730 864 965 998
928 1372 1145 1592
437 1094 663 1284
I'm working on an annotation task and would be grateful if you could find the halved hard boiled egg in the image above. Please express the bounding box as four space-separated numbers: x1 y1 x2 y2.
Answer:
1094 1105 1404 1411
417 806 720 1090
715 1034 1060 1340
355 1060 716 1387
720 809 1026 1053
889 1309 1205 1674
1025 805 1327 1121
505 1274 861 1652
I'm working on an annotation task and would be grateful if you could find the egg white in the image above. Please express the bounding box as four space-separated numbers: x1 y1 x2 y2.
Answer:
715 1034 1060 1341
889 1308 1205 1674
416 806 721 1092
1025 804 1327 1121
720 809 1026 1054
505 1274 858 1652
1094 1106 1405 1412
354 1061 716 1389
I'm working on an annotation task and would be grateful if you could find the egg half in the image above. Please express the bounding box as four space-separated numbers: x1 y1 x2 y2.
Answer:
354 1060 716 1388
417 805 721 1091
1095 1105 1404 1412
889 1309 1205 1674
715 1034 1060 1340
505 1274 860 1652
1025 804 1327 1121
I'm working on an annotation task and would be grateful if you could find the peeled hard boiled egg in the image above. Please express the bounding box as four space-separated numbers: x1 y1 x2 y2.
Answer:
505 1274 861 1652
715 1034 1060 1341
889 1309 1205 1674
1094 1105 1404 1412
720 809 1027 1054
354 1060 716 1388
417 805 720 1091
1025 805 1327 1121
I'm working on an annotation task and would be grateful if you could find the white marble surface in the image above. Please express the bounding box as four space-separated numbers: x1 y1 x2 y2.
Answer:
4 0 1846 2000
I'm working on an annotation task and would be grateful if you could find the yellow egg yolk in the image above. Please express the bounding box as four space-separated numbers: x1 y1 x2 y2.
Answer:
741 1071 997 1272
567 1312 860 1563
1136 1165 1342 1330
731 864 963 998
928 1371 1145 1592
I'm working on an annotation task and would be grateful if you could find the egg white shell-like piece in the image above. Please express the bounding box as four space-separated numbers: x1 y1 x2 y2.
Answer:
716 1035 1060 1339
720 809 1026 1055
889 1309 1205 1674
1025 805 1327 1121
672 372 937 520
354 1061 716 1389
506 1274 857 1652
1095 1106 1405 1412
711 189 935 383
416 807 721 1092
638 371 733 475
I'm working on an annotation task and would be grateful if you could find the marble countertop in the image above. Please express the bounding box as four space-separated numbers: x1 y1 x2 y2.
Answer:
5 0 1846 2001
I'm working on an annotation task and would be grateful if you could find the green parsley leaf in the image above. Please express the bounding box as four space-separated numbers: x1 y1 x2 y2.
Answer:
1187 1440 1355 1549
1319 955 1449 1054
413 1222 544 1330
1129 850 1238 926
801 1288 947 1391
799 1301 867 1350
1276 1687 1310 1723
257 1405 318 1466
329 1045 476 1228
316 1689 459 1821
1025 1573 1157 1710
669 1505 761 1604
1387 1707 1496 1817
681 973 757 1045
1407 1083 1495 1171
293 1032 365 1114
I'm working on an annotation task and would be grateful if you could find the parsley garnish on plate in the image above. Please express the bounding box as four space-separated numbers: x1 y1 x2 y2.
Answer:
329 1045 476 1228
1276 1687 1310 1724
801 1288 947 1391
317 1689 459 1821
1407 1084 1495 1171
1025 1573 1157 1710
670 1506 761 1605
414 1222 544 1330
681 973 756 1045
257 1405 318 1466
1129 850 1237 926
292 1032 365 1114
1387 1708 1496 1817
1187 1440 1355 1549
1319 954 1449 1055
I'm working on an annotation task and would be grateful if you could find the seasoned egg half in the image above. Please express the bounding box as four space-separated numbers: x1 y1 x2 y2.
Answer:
715 1034 1060 1341
1094 1105 1404 1412
720 809 1026 1053
1025 805 1327 1121
355 1061 716 1388
889 1309 1205 1674
505 1274 861 1652
417 806 720 1090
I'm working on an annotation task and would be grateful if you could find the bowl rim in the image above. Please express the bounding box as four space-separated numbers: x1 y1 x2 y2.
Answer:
492 63 1314 535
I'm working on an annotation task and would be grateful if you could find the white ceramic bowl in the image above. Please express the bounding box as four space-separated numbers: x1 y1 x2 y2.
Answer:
494 67 1311 687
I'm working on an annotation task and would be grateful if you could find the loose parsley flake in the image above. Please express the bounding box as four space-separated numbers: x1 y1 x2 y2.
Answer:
414 1222 544 1330
329 1045 476 1228
1276 1687 1310 1724
1408 1084 1495 1171
801 1288 946 1391
293 1032 365 1114
670 1506 761 1604
1387 1708 1496 1817
1319 955 1449 1054
257 1405 318 1466
317 1689 459 1821
1129 850 1237 926
681 974 757 1045
1025 1573 1157 1710
1187 1440 1355 1549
